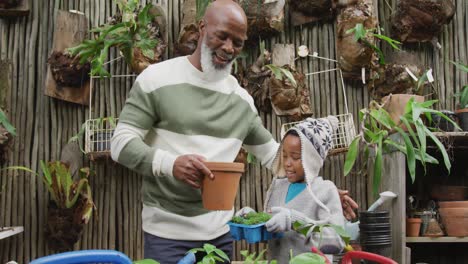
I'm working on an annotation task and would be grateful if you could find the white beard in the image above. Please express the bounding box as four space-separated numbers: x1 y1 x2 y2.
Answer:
200 37 233 82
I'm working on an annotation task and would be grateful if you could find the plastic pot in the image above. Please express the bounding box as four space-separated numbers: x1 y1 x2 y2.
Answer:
227 222 283 243
201 162 244 210
456 108 468 131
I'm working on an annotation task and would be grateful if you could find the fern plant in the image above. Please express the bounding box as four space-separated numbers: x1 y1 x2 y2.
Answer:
68 0 162 77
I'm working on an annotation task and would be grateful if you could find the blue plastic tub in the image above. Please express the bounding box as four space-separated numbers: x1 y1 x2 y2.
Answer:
228 222 283 243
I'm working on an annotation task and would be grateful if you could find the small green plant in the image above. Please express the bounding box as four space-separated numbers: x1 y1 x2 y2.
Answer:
346 23 401 65
265 64 297 87
343 98 459 195
241 249 277 264
69 117 117 154
188 243 229 264
68 0 162 77
0 109 16 136
231 212 272 225
292 221 351 249
450 60 468 109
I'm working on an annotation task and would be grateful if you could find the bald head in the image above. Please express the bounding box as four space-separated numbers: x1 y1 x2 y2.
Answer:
204 0 247 26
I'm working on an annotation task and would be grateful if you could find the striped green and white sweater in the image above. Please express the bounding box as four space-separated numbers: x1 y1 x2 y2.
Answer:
111 56 279 240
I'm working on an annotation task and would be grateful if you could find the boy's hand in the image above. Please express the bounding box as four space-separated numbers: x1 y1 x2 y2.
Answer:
235 206 256 217
265 207 292 233
338 189 358 220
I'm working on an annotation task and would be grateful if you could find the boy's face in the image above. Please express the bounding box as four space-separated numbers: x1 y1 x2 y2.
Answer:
282 134 305 183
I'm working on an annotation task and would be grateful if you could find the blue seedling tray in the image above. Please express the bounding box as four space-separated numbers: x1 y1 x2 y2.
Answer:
228 222 284 243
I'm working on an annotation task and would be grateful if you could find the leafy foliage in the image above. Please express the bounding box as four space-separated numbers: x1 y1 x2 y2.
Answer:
196 0 213 22
0 109 16 136
344 98 459 195
188 243 230 264
68 0 161 77
292 221 351 247
265 64 297 87
231 212 272 225
346 23 401 65
451 60 468 109
289 253 326 264
240 249 277 264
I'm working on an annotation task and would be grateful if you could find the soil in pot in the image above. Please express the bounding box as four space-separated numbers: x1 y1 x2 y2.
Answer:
0 0 19 8
455 108 468 131
45 200 87 251
202 162 244 210
47 51 90 87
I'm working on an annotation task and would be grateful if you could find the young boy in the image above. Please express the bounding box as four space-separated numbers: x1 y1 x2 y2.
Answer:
236 116 345 263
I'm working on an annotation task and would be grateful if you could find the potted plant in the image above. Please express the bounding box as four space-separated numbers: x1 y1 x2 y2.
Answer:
452 61 468 131
47 51 91 87
69 117 117 161
344 97 458 195
183 243 230 264
0 108 15 165
14 161 95 251
68 0 167 77
229 212 283 243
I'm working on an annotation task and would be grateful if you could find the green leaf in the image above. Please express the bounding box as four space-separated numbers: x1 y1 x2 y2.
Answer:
395 127 416 183
133 259 160 264
373 34 401 50
247 152 257 164
279 67 297 87
450 60 468 73
213 248 229 261
265 64 283 81
424 126 451 173
369 108 395 129
0 109 16 136
290 253 326 264
344 137 360 176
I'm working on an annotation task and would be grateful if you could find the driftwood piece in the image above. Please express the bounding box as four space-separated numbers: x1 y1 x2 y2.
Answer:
45 10 90 105
0 0 28 17
290 0 357 26
391 0 455 43
336 0 378 80
368 51 425 99
269 44 313 119
239 0 285 45
176 0 198 56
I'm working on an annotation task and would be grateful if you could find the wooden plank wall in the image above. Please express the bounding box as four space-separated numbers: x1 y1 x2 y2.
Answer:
0 0 466 262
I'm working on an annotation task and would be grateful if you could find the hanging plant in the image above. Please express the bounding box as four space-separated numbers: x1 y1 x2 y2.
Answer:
47 51 91 87
68 0 167 77
391 0 455 43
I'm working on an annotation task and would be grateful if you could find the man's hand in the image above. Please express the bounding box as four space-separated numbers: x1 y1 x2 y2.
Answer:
338 189 358 221
173 154 213 189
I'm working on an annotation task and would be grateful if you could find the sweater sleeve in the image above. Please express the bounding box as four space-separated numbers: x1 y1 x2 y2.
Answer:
111 81 176 177
243 115 279 169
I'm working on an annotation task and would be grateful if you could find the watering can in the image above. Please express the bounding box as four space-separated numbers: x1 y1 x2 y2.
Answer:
344 191 397 241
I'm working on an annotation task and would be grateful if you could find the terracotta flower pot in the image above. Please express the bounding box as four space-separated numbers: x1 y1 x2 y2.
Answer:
406 217 422 237
438 207 468 236
382 94 425 130
202 162 244 210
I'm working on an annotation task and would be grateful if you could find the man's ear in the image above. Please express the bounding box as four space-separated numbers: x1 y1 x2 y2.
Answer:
198 19 206 37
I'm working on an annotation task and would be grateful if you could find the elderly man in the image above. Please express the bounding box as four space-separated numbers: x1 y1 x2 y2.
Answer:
111 0 357 262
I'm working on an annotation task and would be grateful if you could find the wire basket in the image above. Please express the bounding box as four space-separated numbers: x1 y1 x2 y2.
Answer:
84 57 135 161
280 51 357 156
84 117 118 161
280 113 356 155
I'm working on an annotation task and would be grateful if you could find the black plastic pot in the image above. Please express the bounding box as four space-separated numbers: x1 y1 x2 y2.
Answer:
456 109 468 131
359 223 391 231
359 211 390 219
431 111 458 132
360 216 390 224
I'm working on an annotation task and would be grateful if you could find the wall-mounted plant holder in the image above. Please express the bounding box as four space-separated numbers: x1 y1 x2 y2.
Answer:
281 49 357 155
84 57 135 161
45 10 90 105
0 0 29 17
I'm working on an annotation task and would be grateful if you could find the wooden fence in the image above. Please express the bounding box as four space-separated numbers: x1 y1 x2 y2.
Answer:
0 0 466 262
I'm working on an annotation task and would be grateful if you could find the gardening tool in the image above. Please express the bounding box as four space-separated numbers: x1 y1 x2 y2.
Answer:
344 191 397 241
